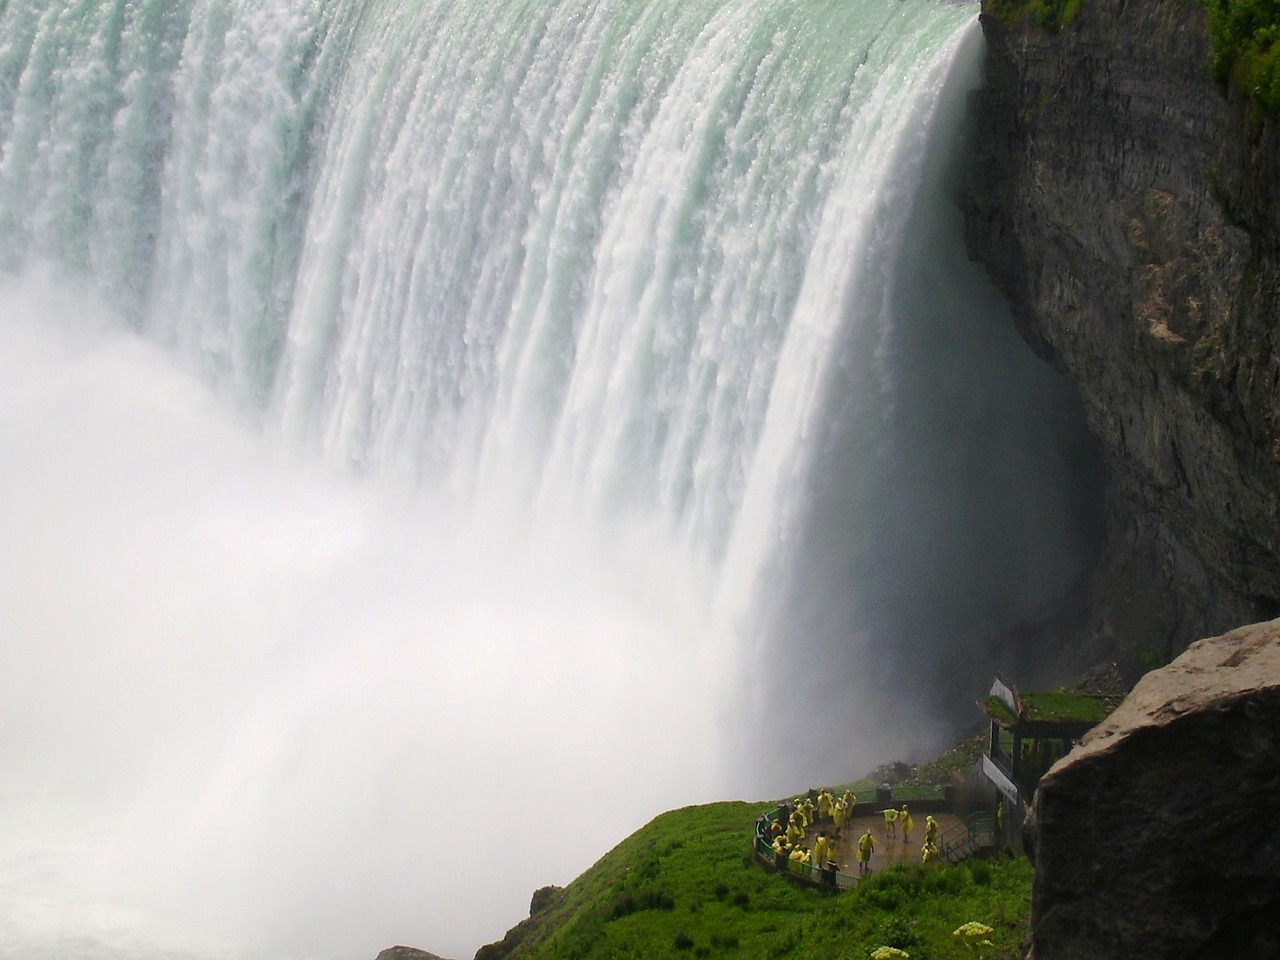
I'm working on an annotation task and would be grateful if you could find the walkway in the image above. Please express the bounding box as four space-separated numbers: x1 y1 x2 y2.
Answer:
810 809 964 876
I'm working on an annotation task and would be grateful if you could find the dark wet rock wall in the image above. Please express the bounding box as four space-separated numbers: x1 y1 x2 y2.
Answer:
964 0 1280 677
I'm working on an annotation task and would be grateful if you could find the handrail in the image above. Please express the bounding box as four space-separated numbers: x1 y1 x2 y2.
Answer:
752 806 852 892
937 810 997 863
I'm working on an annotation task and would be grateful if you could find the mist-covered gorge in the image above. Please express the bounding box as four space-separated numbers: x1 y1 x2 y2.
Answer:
0 1 1105 958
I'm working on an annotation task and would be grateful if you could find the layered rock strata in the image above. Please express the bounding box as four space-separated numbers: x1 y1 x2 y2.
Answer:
965 0 1280 674
1024 618 1280 959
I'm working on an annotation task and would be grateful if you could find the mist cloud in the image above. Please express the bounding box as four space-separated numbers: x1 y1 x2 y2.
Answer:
0 275 732 960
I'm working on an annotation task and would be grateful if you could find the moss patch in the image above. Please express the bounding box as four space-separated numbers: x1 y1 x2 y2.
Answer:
983 0 1087 33
1019 691 1113 723
979 695 1020 727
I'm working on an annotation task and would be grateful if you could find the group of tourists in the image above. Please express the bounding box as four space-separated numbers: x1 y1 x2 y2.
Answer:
762 788 945 880
856 807 941 873
763 788 857 871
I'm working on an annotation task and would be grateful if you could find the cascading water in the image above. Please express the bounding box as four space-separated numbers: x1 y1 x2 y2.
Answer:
0 1 1103 958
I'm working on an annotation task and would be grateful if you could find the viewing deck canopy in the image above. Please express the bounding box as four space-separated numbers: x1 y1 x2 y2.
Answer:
979 673 1119 805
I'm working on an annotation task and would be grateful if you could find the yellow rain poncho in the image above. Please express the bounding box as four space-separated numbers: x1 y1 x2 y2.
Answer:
857 830 876 864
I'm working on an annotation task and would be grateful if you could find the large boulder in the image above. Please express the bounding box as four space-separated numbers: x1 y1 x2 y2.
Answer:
374 947 451 960
1026 619 1280 959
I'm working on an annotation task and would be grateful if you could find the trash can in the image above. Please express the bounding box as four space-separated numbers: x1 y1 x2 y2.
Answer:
876 782 892 805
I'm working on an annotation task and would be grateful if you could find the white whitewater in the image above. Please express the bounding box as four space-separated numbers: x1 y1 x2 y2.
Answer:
0 1 1059 958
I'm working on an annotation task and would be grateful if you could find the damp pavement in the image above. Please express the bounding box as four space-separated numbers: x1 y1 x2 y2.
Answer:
806 810 966 875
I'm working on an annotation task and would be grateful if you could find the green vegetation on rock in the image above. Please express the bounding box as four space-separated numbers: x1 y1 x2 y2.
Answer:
1017 691 1112 723
982 0 1086 33
982 0 1280 112
978 696 1019 727
1203 0 1280 109
907 735 988 787
478 802 1032 960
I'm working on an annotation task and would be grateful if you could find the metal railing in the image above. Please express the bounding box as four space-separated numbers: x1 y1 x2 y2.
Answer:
878 784 947 802
937 810 998 864
753 829 858 891
753 809 858 891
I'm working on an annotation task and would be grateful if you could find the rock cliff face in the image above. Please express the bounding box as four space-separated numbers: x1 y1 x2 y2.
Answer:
964 0 1280 675
1024 618 1280 959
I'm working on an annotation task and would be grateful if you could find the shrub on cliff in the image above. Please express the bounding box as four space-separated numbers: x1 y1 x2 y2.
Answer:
983 0 1086 32
984 0 1280 111
1203 0 1280 109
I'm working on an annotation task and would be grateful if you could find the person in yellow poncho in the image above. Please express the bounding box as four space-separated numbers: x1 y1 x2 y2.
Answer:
924 814 939 846
900 804 913 841
792 799 809 828
881 805 899 837
813 831 830 868
817 790 833 822
921 840 938 864
857 828 876 875
832 797 849 835
786 814 805 846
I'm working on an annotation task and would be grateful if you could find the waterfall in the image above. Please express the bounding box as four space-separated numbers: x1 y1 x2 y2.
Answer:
0 1 1102 958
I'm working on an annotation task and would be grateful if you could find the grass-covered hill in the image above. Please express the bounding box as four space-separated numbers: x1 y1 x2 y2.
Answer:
473 798 1032 960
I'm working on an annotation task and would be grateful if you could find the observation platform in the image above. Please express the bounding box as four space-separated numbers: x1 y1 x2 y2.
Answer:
823 809 964 874
753 799 985 891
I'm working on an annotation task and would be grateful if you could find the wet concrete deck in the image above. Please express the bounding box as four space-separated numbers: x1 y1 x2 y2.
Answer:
801 808 965 875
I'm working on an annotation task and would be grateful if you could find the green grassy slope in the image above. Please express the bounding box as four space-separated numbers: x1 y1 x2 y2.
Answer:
476 801 1031 960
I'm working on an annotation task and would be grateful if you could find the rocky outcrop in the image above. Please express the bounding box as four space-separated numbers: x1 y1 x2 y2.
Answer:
374 947 452 960
473 885 565 960
1024 618 1280 959
965 0 1280 677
